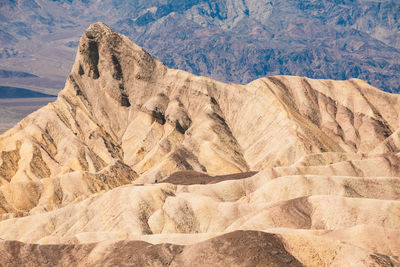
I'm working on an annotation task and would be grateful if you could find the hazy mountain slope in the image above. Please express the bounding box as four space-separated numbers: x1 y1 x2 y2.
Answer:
1 0 400 93
0 23 399 266
0 86 55 98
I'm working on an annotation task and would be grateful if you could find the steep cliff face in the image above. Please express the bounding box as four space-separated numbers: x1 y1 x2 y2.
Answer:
0 23 399 266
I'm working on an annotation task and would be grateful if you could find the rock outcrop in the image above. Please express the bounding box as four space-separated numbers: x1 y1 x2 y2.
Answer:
0 23 399 266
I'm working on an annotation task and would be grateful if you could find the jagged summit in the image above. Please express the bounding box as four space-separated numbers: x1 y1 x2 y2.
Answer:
0 23 399 266
71 22 162 112
74 22 159 89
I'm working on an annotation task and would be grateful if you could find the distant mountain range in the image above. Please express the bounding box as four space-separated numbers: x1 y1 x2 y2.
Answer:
0 0 400 93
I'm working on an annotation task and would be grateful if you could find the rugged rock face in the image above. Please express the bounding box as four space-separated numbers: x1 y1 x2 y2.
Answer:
0 23 400 266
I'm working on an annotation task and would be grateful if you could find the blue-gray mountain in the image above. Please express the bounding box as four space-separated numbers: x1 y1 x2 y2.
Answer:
1 0 399 92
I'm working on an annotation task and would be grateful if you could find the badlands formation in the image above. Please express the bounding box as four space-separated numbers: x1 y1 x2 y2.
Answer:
0 23 399 266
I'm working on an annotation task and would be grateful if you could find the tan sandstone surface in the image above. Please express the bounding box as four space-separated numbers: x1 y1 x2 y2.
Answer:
0 22 399 266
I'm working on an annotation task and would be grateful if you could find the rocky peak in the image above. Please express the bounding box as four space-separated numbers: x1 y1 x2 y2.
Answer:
70 22 163 109
0 23 251 218
0 23 400 234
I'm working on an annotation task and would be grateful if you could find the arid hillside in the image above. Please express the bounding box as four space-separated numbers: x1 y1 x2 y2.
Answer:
0 23 399 266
